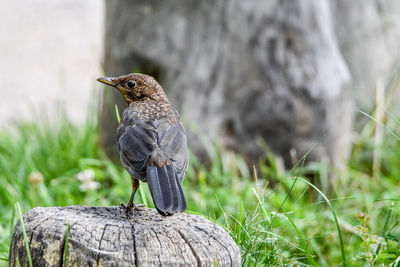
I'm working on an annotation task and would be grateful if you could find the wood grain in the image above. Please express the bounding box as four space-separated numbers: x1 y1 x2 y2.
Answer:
9 206 240 266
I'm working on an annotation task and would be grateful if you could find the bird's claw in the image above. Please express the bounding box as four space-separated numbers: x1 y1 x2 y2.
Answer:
120 202 145 212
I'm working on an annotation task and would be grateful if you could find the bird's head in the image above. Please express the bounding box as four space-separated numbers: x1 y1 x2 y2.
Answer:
96 73 167 105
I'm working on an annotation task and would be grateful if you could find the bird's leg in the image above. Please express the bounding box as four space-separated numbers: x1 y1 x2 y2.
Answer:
127 178 139 210
121 177 145 212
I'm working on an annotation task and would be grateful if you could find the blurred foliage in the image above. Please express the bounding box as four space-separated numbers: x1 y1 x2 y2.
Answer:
0 106 400 266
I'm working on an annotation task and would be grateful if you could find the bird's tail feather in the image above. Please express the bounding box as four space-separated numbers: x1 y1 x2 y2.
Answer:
147 165 186 216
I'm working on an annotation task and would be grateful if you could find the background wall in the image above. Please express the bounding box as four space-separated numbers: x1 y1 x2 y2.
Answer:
0 0 103 124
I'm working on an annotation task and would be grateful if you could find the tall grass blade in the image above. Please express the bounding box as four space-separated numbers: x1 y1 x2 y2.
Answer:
359 110 400 141
372 79 385 178
282 209 317 265
374 201 395 261
139 181 148 207
298 178 346 267
267 153 307 232
63 222 70 266
15 202 33 267
115 104 121 123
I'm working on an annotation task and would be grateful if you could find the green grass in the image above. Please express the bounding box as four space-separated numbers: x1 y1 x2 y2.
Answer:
15 202 32 267
63 222 70 266
0 106 400 266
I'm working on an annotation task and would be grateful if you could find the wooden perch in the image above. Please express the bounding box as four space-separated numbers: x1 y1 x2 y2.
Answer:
9 206 241 266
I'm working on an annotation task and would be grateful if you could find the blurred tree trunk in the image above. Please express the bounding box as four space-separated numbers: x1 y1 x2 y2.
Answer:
331 0 400 112
100 0 399 168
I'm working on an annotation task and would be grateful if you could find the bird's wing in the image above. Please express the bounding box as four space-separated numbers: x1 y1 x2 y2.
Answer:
146 117 188 215
117 114 188 183
117 121 157 180
154 117 188 183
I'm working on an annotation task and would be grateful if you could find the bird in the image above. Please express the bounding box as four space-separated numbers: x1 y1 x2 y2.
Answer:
97 73 188 216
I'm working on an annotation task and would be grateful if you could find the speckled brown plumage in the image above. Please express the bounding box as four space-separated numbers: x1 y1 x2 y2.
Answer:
97 73 188 216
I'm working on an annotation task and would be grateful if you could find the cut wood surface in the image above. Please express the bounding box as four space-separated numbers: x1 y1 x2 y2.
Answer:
9 206 241 266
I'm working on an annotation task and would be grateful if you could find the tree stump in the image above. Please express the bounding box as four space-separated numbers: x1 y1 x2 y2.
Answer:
9 206 241 266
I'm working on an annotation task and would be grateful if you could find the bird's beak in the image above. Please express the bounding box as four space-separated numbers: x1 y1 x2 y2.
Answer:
96 77 116 87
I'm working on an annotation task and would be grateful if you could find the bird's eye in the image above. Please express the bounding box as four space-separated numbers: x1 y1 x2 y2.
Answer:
126 80 136 88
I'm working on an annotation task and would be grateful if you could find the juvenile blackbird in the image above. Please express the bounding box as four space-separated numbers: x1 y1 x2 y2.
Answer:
97 73 188 216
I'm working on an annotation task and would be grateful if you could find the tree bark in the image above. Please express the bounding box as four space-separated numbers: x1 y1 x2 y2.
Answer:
9 206 240 267
100 0 355 168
